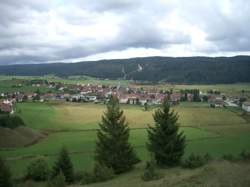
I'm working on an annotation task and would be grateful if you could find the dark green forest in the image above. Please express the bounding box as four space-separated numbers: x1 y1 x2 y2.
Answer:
0 56 249 83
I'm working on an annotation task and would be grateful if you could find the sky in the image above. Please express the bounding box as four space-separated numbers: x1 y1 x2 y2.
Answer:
0 0 250 64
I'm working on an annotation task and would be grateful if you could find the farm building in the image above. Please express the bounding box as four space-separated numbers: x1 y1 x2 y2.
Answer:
242 101 250 112
209 95 224 107
0 100 14 114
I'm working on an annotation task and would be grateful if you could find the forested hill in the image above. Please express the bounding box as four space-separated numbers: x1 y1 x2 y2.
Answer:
0 56 250 84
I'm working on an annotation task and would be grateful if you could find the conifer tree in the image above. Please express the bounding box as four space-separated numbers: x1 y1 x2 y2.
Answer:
0 157 12 187
95 95 139 174
52 147 74 183
147 98 185 166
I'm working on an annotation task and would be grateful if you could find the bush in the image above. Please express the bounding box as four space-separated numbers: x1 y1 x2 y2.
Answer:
81 163 114 185
204 153 212 162
16 180 37 187
141 161 160 181
240 150 250 161
0 156 13 187
93 163 114 182
222 154 237 161
81 171 95 185
26 157 50 181
52 147 74 183
182 153 212 169
74 170 84 182
0 115 25 129
210 104 215 108
47 171 66 187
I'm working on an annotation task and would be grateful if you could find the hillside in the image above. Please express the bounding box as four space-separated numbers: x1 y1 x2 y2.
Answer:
0 126 46 148
0 56 250 84
70 160 250 187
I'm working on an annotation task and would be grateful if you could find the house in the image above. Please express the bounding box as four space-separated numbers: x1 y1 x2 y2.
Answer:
139 98 148 105
43 93 56 100
0 100 14 114
119 97 129 104
170 93 181 104
86 95 97 101
16 94 24 102
187 93 194 101
209 95 224 107
242 101 250 112
24 92 35 100
127 96 139 104
224 98 238 107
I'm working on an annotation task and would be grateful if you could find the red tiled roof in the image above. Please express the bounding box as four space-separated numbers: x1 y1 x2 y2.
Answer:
0 103 12 113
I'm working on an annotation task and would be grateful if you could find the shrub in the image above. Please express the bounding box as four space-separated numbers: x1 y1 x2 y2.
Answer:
52 147 74 183
204 153 212 162
9 115 25 127
222 154 237 161
141 161 160 181
240 150 250 161
26 157 50 181
74 170 84 182
16 180 37 187
0 156 13 187
81 163 114 185
0 115 25 129
182 153 211 169
81 171 95 185
47 171 66 187
93 163 114 182
210 104 215 108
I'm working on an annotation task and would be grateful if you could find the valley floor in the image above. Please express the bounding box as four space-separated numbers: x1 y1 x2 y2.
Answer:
1 101 250 180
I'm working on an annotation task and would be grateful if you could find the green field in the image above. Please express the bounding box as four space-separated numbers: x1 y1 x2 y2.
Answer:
0 75 129 92
0 79 55 93
1 75 250 95
0 76 250 182
1 101 250 179
131 83 250 96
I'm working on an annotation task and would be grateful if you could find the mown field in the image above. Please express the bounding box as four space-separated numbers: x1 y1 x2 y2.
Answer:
1 101 250 179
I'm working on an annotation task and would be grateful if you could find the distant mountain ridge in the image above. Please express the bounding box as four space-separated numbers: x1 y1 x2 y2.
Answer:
0 56 250 84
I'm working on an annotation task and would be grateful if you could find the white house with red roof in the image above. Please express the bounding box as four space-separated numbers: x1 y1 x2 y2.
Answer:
0 100 14 114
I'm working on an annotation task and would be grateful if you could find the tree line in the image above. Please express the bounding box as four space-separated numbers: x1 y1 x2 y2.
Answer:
0 56 250 83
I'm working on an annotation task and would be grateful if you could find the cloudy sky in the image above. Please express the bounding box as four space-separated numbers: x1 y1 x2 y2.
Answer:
0 0 250 64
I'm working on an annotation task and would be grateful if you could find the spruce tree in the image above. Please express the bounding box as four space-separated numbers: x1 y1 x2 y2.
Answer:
95 95 139 174
147 98 185 166
0 157 12 187
52 147 74 183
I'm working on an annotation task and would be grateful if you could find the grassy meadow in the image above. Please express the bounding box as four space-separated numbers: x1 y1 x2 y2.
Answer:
0 76 250 185
1 101 250 178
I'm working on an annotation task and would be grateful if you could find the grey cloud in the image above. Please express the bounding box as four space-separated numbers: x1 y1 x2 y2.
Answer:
0 0 249 64
114 16 190 49
69 0 140 12
178 0 250 52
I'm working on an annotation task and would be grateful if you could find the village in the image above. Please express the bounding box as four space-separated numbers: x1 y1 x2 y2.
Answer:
1 79 250 114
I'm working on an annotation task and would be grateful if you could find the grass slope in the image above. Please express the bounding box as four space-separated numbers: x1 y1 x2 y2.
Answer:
69 160 250 187
1 102 250 178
